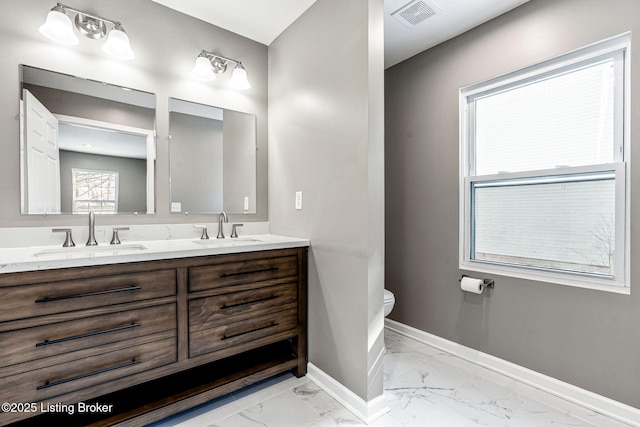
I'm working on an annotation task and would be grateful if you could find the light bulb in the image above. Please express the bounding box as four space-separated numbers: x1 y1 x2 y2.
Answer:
229 64 251 90
102 24 135 60
39 6 79 46
191 55 216 81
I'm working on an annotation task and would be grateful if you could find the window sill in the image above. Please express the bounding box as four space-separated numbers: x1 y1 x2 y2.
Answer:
460 260 630 295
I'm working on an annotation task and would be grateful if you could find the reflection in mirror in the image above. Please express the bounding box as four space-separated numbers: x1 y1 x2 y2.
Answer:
19 65 156 215
169 98 256 214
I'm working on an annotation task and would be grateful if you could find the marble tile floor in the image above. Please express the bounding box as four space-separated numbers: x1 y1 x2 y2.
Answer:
149 329 634 427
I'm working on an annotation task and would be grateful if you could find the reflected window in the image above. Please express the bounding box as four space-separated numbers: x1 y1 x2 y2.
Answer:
72 168 119 214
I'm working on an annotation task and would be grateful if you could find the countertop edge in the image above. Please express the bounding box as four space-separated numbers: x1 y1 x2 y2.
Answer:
0 235 310 275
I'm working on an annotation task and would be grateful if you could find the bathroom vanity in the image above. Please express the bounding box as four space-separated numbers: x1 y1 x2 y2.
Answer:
0 237 308 426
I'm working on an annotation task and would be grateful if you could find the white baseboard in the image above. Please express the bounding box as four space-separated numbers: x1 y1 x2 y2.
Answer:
385 318 640 426
306 363 389 424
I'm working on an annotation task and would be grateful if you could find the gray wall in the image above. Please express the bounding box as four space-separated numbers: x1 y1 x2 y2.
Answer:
24 84 155 130
170 112 224 213
269 0 385 403
223 110 257 213
0 0 268 227
385 0 640 408
60 151 147 213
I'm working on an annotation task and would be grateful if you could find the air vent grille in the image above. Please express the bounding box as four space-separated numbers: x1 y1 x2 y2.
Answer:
391 0 440 28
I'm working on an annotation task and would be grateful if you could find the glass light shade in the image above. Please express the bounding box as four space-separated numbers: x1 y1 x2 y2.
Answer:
191 56 216 81
102 26 135 60
229 64 251 90
39 8 79 45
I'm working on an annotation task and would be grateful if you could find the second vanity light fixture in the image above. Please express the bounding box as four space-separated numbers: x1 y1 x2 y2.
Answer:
39 3 135 60
191 50 251 90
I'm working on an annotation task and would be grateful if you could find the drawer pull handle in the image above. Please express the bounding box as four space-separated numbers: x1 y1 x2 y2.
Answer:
36 323 142 347
36 359 142 391
220 267 278 278
35 286 142 303
222 322 278 340
221 295 277 310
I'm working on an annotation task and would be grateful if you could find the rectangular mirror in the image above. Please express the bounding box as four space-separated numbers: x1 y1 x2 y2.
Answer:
20 65 156 215
169 98 257 214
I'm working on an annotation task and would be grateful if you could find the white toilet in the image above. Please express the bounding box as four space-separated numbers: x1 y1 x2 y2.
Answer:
384 289 396 317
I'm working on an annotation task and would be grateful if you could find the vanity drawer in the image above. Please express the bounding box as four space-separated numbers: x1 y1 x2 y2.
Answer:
189 282 297 327
189 254 298 293
0 269 176 323
0 337 176 404
0 304 176 371
189 308 298 358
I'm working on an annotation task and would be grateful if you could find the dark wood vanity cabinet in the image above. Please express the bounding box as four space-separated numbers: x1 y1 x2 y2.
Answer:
0 247 308 426
188 252 301 359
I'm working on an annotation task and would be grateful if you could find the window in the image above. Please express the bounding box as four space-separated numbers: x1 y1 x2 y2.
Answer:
72 168 119 214
460 34 630 292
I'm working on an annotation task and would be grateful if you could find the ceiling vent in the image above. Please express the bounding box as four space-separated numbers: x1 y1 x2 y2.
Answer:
391 0 441 28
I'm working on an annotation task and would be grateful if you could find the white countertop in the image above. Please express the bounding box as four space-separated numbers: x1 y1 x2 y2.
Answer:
0 234 310 274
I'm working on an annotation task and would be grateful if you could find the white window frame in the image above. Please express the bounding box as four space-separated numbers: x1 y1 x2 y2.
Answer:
72 168 120 214
459 33 631 294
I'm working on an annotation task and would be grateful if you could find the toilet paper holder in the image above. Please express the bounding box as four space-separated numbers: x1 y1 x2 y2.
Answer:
459 275 495 289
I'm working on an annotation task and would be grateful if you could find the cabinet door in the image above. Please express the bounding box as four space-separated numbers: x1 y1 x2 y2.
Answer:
189 255 297 293
189 282 297 326
189 308 298 358
0 337 176 404
0 269 176 323
0 304 176 372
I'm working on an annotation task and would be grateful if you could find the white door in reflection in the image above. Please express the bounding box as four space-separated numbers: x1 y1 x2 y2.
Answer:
23 89 61 214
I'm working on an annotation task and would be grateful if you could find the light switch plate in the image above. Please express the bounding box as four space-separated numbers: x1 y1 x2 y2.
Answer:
295 191 303 210
244 196 249 211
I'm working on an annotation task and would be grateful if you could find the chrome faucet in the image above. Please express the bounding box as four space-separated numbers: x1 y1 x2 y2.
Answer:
217 211 228 239
111 227 129 245
52 228 75 247
86 211 98 246
231 223 243 238
194 224 209 240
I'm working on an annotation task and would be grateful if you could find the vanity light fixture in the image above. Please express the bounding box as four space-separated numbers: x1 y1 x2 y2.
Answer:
191 50 251 90
39 3 135 60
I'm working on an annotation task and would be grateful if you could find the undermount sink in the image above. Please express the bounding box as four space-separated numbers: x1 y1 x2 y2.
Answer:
34 244 147 258
191 237 263 245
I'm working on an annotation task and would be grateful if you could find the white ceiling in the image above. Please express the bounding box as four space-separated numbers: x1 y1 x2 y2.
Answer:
149 0 317 46
150 0 530 68
384 0 530 68
58 123 148 159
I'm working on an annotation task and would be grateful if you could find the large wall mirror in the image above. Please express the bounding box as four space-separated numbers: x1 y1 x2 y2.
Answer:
169 98 256 214
20 65 156 215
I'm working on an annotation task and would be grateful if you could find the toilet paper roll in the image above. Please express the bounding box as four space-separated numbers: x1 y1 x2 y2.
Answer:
461 277 484 294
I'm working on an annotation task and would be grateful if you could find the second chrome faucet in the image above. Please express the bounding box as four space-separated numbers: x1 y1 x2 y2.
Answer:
217 211 228 239
194 212 237 240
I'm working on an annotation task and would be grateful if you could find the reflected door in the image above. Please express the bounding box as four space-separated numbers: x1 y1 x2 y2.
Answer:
23 89 61 214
